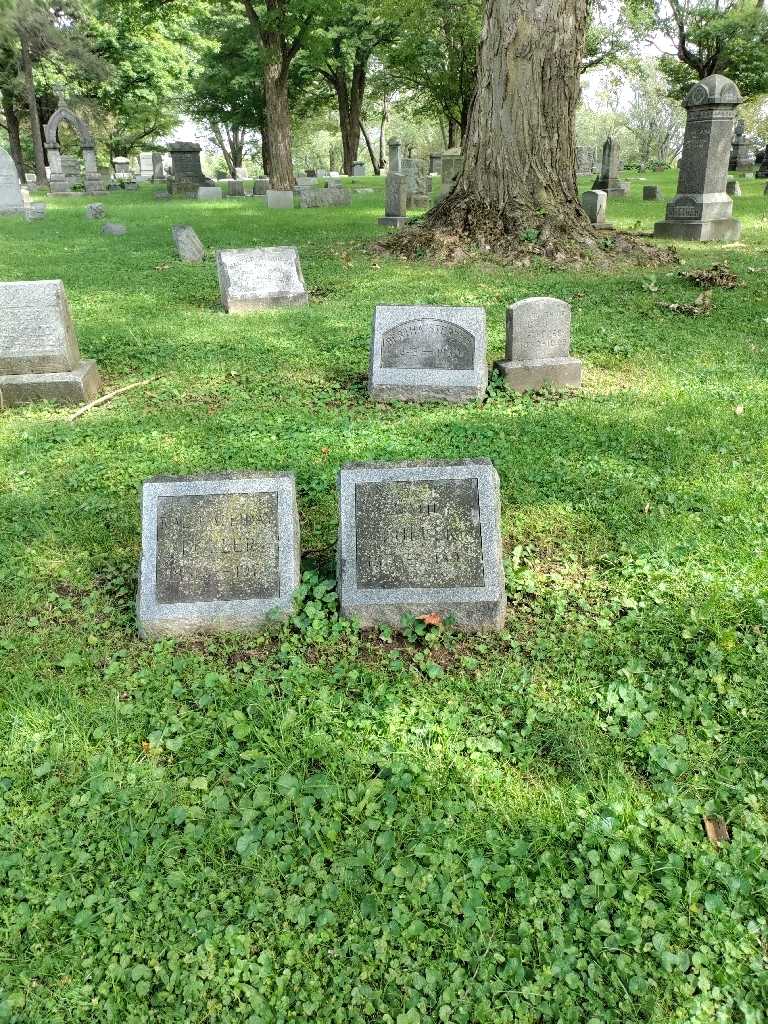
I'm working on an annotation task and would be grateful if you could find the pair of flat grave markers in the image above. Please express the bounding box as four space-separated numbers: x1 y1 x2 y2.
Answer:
136 460 506 637
0 280 102 408
368 298 580 401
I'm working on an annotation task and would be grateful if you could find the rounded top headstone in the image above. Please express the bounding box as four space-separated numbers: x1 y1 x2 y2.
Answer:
683 74 742 109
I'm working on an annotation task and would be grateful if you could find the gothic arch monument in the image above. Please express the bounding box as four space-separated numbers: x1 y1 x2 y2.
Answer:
44 103 105 195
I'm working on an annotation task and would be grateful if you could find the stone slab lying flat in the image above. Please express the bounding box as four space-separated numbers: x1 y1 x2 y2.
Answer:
0 358 101 408
216 247 308 312
137 471 301 638
368 305 487 403
337 459 506 632
0 279 80 374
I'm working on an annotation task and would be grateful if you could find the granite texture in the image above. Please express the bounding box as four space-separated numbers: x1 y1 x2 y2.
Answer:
172 225 205 263
85 203 105 219
495 297 581 393
0 145 25 214
580 189 611 227
299 188 351 208
592 137 629 195
643 186 662 200
368 305 487 403
266 190 294 209
337 459 506 631
654 74 742 242
102 223 127 236
137 472 301 638
0 279 80 374
197 186 223 201
216 247 308 312
0 359 101 408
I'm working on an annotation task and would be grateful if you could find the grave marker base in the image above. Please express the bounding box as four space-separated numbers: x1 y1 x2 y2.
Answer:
494 357 582 393
0 359 101 408
653 218 741 242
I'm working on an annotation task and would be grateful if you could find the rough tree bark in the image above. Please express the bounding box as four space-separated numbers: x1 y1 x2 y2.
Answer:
323 44 367 174
1 92 25 178
19 34 46 182
427 0 594 251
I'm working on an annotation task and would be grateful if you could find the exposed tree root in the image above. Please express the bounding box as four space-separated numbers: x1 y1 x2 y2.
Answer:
376 193 679 269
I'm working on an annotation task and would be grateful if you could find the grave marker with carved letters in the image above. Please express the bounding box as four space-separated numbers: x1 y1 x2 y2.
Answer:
137 472 300 637
494 297 581 392
337 459 505 631
368 305 487 402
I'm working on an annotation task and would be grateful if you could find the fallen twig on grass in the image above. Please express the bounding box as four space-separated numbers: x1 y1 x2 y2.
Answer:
68 378 156 422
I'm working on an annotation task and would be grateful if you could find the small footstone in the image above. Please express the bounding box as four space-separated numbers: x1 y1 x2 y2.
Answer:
197 186 223 201
0 279 102 407
266 190 294 209
172 225 205 264
24 203 46 221
102 223 127 236
494 297 582 393
85 203 105 219
337 458 506 631
136 471 301 638
368 305 487 403
216 247 308 312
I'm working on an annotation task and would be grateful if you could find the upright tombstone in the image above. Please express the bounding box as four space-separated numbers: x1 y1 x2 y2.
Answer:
299 188 351 208
252 176 270 196
592 137 629 196
726 178 741 197
172 225 205 264
337 459 506 631
216 247 308 312
379 140 407 226
654 75 742 242
138 152 154 181
112 156 131 180
352 161 365 176
0 147 26 214
580 189 611 228
756 149 768 179
44 102 105 195
494 297 581 393
643 185 663 201
368 305 487 403
0 280 102 407
136 472 301 638
428 153 442 175
729 120 753 171
402 156 431 208
152 152 166 180
228 179 245 197
197 185 223 201
167 141 214 196
576 146 597 176
266 190 294 209
440 149 463 197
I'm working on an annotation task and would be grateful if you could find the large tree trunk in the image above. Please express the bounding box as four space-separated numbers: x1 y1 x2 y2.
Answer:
428 0 593 249
263 52 293 189
1 92 25 179
19 35 46 182
331 52 367 175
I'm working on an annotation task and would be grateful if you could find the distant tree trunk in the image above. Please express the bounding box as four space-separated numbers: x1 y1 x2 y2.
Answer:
447 119 460 148
19 35 46 182
428 0 593 249
378 94 389 170
359 119 380 173
326 46 368 174
1 92 25 178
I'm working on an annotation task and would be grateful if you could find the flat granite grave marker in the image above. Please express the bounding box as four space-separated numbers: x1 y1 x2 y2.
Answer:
136 472 301 637
102 222 127 236
172 225 205 263
0 279 101 407
85 203 105 219
337 459 505 631
654 75 742 242
368 305 487 403
494 297 581 392
216 247 308 312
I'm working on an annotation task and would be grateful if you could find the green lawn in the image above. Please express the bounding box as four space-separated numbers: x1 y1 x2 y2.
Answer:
1 172 767 1023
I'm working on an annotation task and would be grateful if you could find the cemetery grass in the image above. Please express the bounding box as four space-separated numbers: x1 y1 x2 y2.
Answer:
0 173 767 1023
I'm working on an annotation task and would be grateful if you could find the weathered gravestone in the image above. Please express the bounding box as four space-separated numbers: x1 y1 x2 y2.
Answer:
216 247 308 312
726 178 741 197
402 156 431 208
0 146 26 214
24 203 46 221
580 189 611 228
152 152 166 180
0 280 101 407
352 161 365 176
136 472 301 638
494 297 581 393
643 185 663 201
429 153 442 174
227 179 245 197
592 137 629 196
102 222 127 236
172 225 205 264
336 458 506 631
299 188 351 208
252 177 269 196
368 305 487 403
124 180 138 191
25 173 37 187
198 185 223 201
440 149 463 197
266 190 294 209
85 203 105 219
138 152 154 181
112 156 131 180
379 141 407 226
729 120 753 171
576 146 597 176
167 141 214 196
654 75 742 242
